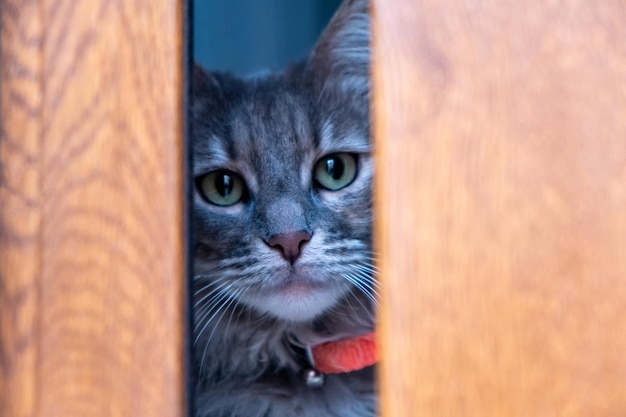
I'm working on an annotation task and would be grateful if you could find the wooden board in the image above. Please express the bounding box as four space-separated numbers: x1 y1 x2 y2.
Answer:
0 1 43 416
373 1 626 416
0 1 188 416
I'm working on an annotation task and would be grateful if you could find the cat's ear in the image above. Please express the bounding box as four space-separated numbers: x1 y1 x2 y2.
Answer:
193 64 221 96
308 0 370 96
192 64 240 117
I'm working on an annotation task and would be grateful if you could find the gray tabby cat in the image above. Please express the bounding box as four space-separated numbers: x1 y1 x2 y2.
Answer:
191 1 375 416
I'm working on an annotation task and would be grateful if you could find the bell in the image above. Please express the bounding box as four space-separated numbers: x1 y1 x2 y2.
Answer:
303 368 325 388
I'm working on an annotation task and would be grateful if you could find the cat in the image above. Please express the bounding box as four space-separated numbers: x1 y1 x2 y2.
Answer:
191 1 375 416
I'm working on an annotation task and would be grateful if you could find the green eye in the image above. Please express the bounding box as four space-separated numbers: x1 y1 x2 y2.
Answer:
313 153 358 191
197 170 246 206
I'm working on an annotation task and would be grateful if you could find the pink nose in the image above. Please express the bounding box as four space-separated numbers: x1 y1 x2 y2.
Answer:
267 231 311 264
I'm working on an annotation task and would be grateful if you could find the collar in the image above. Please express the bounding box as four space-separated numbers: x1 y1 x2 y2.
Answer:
310 332 377 374
290 332 377 388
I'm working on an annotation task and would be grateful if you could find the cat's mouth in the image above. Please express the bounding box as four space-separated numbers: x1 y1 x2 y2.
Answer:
241 272 350 322
276 276 323 294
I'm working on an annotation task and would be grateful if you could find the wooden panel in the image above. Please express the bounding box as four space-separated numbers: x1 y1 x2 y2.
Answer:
0 1 43 416
373 1 626 416
0 1 188 416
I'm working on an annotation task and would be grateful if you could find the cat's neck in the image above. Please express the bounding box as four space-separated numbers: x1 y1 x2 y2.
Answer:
194 289 375 384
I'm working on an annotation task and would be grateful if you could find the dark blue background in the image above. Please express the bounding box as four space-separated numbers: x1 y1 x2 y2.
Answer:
194 0 342 75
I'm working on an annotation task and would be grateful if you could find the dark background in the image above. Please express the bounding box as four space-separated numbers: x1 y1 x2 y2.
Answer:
194 0 343 76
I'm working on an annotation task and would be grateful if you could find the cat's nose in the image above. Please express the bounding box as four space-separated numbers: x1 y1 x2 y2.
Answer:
267 231 311 264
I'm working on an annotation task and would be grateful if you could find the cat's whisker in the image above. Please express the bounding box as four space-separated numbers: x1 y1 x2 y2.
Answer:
339 290 365 319
342 272 380 308
352 278 381 302
193 280 239 315
193 282 239 346
223 287 251 344
194 295 228 334
198 290 235 373
353 268 381 292
361 255 380 264
193 277 234 306
335 261 378 285
355 262 379 275
234 292 251 323
194 289 225 327
199 288 245 374
347 291 376 323
352 272 380 291
337 284 376 325
194 288 233 334
350 264 379 282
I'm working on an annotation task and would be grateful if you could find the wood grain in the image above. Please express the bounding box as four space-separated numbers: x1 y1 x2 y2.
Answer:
373 1 626 416
1 1 188 416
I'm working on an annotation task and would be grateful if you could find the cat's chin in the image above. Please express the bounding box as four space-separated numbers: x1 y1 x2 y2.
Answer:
242 280 349 322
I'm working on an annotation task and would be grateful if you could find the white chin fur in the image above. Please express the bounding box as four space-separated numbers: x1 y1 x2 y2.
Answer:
243 286 347 322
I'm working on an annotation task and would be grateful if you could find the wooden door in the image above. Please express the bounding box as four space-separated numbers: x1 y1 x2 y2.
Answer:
0 1 188 416
374 1 626 416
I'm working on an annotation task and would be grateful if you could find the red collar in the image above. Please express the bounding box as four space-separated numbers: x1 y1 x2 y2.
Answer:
311 332 377 374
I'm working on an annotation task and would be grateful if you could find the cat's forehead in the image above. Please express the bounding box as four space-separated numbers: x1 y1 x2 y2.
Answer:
192 75 370 176
232 80 368 153
232 88 314 155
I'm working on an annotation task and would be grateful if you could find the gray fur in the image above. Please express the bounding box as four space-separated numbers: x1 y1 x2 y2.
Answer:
192 1 375 416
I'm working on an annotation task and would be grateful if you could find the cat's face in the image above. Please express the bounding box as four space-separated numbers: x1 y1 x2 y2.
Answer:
192 0 371 323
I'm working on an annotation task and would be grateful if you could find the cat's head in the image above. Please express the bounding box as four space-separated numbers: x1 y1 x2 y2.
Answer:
192 0 372 323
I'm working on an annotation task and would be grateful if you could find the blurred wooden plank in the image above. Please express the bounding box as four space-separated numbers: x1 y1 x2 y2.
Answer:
0 1 43 416
0 1 188 416
373 1 626 416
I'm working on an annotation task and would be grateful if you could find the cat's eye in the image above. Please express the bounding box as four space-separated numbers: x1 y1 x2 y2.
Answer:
197 170 246 206
313 153 358 191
